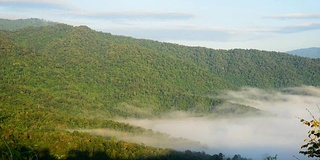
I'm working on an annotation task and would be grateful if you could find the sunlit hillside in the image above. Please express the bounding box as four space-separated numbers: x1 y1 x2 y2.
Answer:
1 19 319 160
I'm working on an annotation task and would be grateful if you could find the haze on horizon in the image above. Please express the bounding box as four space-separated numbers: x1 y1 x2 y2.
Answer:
1 0 320 52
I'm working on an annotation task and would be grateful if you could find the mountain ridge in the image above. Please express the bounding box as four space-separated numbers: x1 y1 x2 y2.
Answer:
1 20 319 117
0 18 319 159
287 47 320 58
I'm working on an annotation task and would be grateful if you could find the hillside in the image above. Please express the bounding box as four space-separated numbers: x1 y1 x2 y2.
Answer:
102 33 320 88
2 23 319 116
0 24 229 117
0 19 319 159
287 47 320 58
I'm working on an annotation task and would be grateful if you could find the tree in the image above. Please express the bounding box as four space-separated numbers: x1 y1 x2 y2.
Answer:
264 155 277 160
299 109 320 158
211 153 224 160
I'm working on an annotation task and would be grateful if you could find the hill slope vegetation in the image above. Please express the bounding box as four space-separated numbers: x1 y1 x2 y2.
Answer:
0 19 319 159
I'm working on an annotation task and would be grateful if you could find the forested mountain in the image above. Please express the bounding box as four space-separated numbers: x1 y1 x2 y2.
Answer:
0 19 319 159
100 33 320 88
287 47 320 58
2 23 319 116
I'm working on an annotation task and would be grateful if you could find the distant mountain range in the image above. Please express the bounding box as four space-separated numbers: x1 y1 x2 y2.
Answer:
287 47 320 58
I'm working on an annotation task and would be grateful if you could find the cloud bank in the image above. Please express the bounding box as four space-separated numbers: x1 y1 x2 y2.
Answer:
266 13 320 20
106 27 231 41
275 23 320 34
71 11 194 21
0 0 73 10
122 86 320 160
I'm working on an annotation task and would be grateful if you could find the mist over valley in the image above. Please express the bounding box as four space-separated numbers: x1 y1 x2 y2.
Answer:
118 86 320 160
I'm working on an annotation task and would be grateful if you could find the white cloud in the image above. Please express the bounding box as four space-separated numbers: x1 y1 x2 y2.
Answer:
69 11 195 21
0 13 30 19
266 13 320 20
275 23 320 34
0 0 75 10
106 27 230 41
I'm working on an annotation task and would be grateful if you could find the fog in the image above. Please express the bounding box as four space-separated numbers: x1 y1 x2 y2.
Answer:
76 128 208 151
77 86 320 159
120 86 320 160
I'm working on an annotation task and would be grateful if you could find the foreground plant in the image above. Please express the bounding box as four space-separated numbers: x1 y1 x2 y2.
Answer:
299 108 320 158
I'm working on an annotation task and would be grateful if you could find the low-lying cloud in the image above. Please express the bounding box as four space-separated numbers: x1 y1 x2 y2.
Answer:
75 86 320 159
73 128 207 151
121 86 320 160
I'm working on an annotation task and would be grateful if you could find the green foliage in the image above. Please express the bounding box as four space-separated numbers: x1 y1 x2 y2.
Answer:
1 23 319 119
0 108 208 159
102 34 320 88
0 19 318 160
0 23 228 118
299 109 320 158
0 112 251 159
0 141 38 160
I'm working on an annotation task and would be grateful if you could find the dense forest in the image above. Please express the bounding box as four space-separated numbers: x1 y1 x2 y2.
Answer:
0 18 319 159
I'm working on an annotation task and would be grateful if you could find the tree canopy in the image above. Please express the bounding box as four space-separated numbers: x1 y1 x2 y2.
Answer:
0 19 319 159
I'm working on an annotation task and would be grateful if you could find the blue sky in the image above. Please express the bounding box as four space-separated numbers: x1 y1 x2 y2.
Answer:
1 0 320 51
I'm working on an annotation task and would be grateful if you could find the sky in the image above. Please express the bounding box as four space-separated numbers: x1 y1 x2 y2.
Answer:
1 0 320 52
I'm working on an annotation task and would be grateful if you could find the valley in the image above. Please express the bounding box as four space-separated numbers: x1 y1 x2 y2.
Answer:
0 18 319 160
